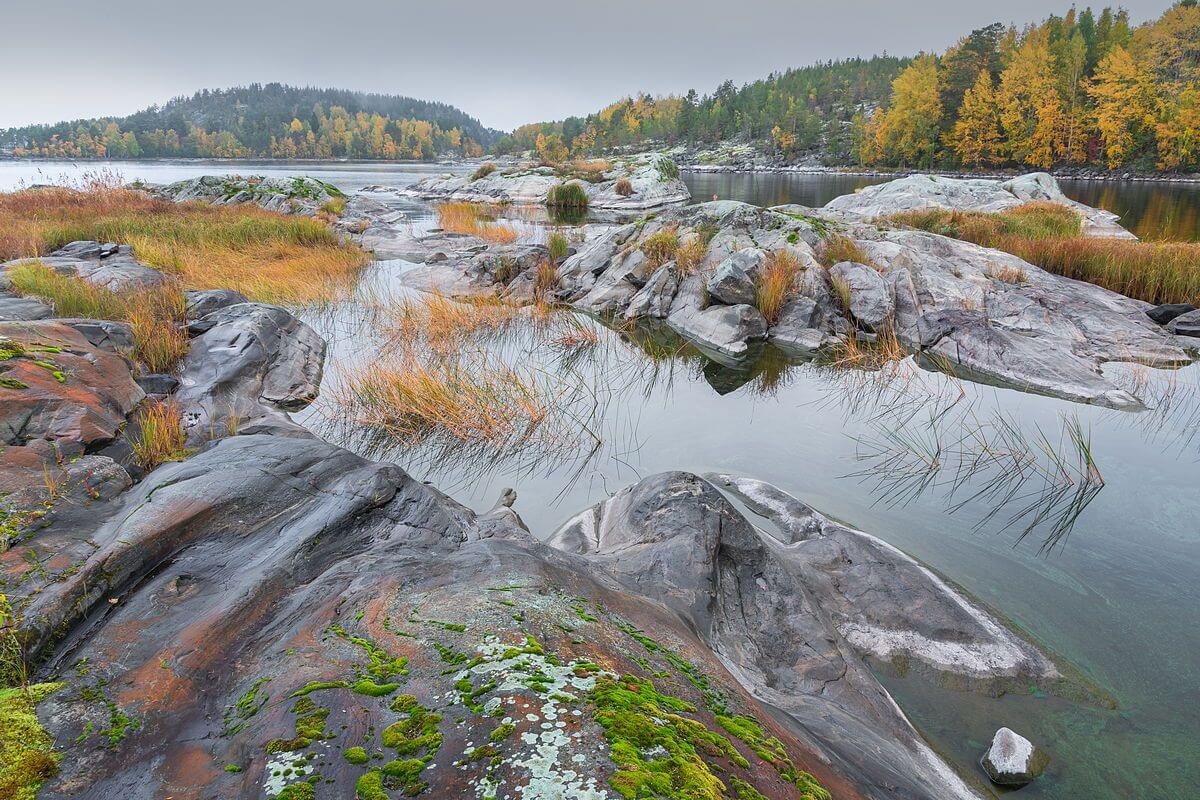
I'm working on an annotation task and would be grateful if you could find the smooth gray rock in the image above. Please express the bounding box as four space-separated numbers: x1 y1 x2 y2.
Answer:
825 172 1136 239
548 471 1068 800
185 288 250 320
0 242 167 293
175 303 326 445
768 296 838 355
981 727 1047 786
135 373 180 395
155 175 342 215
706 249 765 306
60 319 135 354
0 292 53 321
667 274 768 361
623 263 679 320
1166 308 1200 337
1146 302 1196 325
829 261 894 330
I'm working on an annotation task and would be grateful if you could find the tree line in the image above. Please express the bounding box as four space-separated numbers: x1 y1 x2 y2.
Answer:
2 84 493 161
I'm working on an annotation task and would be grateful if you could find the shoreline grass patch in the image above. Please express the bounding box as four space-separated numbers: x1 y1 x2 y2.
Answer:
547 181 589 210
890 202 1200 305
7 262 189 372
435 202 519 244
0 185 367 305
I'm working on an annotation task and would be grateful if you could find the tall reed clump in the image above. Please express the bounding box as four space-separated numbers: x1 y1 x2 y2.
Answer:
890 202 1200 305
7 262 188 372
129 401 190 470
386 292 533 356
534 259 559 301
756 250 802 324
470 163 498 181
0 185 367 305
436 202 519 244
546 182 589 210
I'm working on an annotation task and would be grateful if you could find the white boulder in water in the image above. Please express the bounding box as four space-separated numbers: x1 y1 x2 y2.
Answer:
980 727 1048 786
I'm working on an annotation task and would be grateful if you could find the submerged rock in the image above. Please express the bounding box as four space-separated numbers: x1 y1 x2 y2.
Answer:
980 727 1048 786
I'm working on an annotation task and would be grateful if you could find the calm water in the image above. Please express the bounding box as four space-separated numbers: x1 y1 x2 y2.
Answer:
3 159 1198 798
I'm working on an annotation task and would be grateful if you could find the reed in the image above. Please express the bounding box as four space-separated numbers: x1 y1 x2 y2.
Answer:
546 182 589 209
129 401 190 470
547 231 570 262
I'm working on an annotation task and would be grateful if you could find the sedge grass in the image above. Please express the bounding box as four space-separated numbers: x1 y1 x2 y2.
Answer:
0 186 367 305
129 401 191 470
436 202 519 244
890 202 1200 305
755 250 801 324
7 262 188 372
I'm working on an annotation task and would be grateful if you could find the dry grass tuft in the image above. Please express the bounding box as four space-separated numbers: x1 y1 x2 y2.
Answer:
614 177 634 197
818 234 875 269
129 401 190 470
470 163 498 181
674 237 708 276
534 259 559 301
0 185 367 305
640 225 680 269
436 202 519 244
828 325 908 370
990 265 1028 284
7 262 188 372
756 250 802 324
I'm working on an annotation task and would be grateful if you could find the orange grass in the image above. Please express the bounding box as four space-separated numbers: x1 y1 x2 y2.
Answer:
755 250 802 324
436 202 520 244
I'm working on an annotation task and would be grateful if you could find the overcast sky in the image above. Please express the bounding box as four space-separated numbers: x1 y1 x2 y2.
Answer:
2 0 1177 132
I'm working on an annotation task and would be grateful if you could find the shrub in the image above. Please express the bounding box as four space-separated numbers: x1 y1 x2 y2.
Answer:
640 226 680 269
756 250 802 324
470 163 498 181
546 182 589 209
547 231 570 262
614 178 634 197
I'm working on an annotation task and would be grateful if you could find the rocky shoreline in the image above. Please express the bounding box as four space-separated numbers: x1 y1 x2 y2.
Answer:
0 169 1143 799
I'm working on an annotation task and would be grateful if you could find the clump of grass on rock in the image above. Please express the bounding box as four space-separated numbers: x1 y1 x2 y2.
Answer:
546 182 589 210
756 250 802 324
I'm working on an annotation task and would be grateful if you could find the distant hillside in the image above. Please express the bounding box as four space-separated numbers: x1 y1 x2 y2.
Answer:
1 83 501 160
495 56 910 164
498 3 1200 173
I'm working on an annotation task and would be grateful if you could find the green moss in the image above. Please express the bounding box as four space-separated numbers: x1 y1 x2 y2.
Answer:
274 781 316 800
0 682 64 800
224 764 243 773
0 338 26 360
355 769 388 800
224 676 270 735
330 626 409 682
488 722 515 743
466 743 499 762
0 377 28 390
381 758 429 794
289 680 348 698
343 746 369 765
381 696 442 756
728 776 768 800
351 679 400 697
715 714 829 798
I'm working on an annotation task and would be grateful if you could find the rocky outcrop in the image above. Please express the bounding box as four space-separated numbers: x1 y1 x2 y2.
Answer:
153 174 345 215
402 197 1191 407
548 471 1082 799
396 152 691 210
824 172 1137 239
1 241 169 292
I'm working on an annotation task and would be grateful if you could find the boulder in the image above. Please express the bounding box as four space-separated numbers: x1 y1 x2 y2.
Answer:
0 292 53 321
829 261 894 330
667 274 768 361
176 303 326 445
1166 308 1200 337
185 288 250 320
155 175 344 215
60 319 135 354
980 727 1048 786
623 262 679 320
1146 303 1196 325
706 248 765 305
0 241 168 293
769 296 838 355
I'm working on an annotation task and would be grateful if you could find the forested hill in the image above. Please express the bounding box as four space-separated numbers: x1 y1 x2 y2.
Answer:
500 3 1200 174
496 56 910 164
1 84 500 160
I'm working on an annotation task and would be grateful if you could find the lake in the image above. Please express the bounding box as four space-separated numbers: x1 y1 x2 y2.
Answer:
4 158 1198 798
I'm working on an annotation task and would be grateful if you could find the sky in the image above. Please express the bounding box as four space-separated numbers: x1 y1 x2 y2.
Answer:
1 0 1178 133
